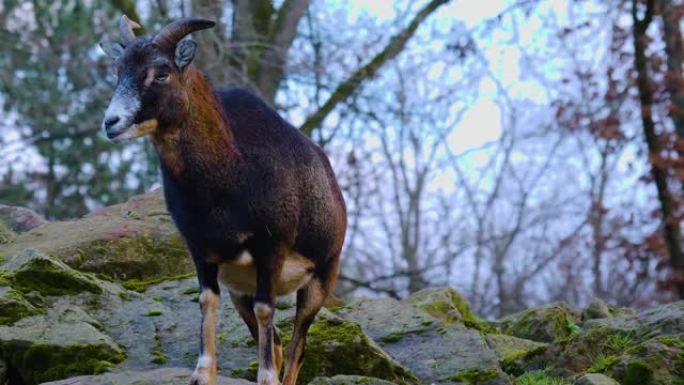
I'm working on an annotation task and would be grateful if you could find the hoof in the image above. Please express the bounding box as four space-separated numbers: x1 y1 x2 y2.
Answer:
190 368 216 385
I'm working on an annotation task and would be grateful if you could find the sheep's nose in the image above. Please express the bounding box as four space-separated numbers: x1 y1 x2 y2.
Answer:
104 116 120 131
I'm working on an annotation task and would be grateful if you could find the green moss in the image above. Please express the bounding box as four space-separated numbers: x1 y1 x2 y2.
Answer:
122 272 195 293
274 315 418 385
67 231 193 281
244 359 259 381
0 288 44 325
275 301 293 310
565 317 580 339
409 288 493 331
0 270 11 286
146 309 164 317
622 360 654 385
151 295 164 302
587 354 619 373
515 370 571 385
378 330 408 344
182 286 200 295
150 329 168 365
117 291 131 301
9 254 104 296
450 368 499 384
606 332 634 351
501 303 580 343
0 341 125 384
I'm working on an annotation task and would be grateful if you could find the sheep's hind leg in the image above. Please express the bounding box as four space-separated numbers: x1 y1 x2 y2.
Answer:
281 277 330 385
253 244 283 385
230 291 283 378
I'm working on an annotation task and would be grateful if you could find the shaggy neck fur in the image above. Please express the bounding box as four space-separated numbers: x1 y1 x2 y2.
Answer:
151 65 236 181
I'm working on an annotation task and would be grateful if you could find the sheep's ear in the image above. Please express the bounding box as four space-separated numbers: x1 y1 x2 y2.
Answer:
100 41 125 59
175 39 197 71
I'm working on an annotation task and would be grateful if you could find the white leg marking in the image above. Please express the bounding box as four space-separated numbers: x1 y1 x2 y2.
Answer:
258 367 278 385
197 354 213 369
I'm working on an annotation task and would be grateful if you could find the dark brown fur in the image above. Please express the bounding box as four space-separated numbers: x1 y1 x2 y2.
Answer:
102 23 346 385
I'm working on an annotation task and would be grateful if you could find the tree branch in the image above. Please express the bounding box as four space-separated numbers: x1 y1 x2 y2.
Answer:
299 0 450 136
258 0 310 101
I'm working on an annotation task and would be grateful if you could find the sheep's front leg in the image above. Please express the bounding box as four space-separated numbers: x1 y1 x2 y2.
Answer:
190 262 220 385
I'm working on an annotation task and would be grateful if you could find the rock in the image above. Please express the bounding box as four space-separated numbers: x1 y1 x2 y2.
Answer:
0 205 47 233
4 249 104 296
0 285 43 325
498 302 581 343
574 373 620 385
0 190 192 282
277 312 417 385
86 277 416 385
607 335 684 385
582 298 637 321
553 301 684 384
0 303 125 385
39 368 253 385
0 220 14 245
582 298 612 321
338 297 510 385
484 334 547 375
406 287 490 330
308 375 398 385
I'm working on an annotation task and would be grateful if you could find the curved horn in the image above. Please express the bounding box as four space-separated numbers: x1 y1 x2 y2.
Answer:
120 15 141 44
154 18 215 50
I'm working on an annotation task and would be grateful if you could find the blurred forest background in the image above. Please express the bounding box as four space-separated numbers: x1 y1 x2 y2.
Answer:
2 0 684 317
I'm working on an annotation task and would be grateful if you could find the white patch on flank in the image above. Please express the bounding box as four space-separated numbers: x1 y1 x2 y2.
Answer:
235 250 254 266
218 250 314 296
257 367 277 385
197 354 213 368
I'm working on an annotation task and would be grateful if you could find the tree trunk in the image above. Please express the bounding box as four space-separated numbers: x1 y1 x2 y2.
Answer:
632 0 684 299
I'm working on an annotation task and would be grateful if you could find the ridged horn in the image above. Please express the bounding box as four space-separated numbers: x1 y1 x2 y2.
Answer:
120 15 141 44
153 18 215 50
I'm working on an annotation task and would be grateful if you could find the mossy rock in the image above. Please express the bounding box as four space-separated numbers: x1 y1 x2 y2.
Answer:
5 250 104 296
498 302 581 343
0 286 43 325
406 287 490 331
606 335 684 385
39 367 253 385
553 301 684 383
338 297 510 384
574 373 621 385
277 312 418 385
485 334 548 375
0 220 14 245
582 298 636 321
308 375 399 385
0 191 193 282
0 306 125 385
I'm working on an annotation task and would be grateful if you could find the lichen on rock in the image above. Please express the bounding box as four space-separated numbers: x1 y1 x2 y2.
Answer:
0 191 193 283
0 286 43 325
497 302 581 343
0 304 125 385
406 287 491 331
485 334 548 375
276 311 418 385
4 249 104 296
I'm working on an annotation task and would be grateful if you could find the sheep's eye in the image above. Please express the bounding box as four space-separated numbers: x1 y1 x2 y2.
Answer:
155 73 169 82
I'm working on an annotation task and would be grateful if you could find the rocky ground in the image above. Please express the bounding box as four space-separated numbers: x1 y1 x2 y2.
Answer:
0 192 682 385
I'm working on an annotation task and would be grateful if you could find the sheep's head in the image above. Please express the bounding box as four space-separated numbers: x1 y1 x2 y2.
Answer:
99 16 215 141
